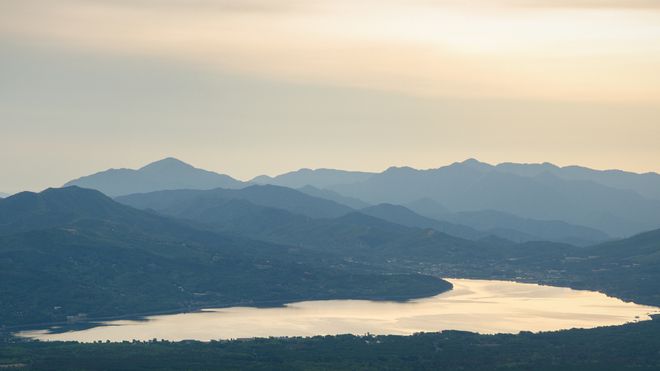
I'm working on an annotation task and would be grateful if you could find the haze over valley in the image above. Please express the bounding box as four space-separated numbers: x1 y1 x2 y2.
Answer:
4 160 660 369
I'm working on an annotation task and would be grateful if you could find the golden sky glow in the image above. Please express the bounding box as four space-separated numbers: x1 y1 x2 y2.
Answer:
4 0 660 101
1 0 659 191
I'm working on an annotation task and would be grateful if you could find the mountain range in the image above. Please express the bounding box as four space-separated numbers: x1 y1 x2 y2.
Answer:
495 161 660 200
4 155 660 328
255 159 660 201
117 184 610 246
61 157 660 239
328 159 660 237
116 187 507 265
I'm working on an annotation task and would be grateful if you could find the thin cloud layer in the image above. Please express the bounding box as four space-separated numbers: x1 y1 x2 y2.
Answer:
417 0 660 9
2 0 660 103
506 0 660 9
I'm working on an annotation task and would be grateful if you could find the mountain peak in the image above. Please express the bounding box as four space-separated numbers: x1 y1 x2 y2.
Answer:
443 158 493 172
383 166 417 174
139 157 194 172
540 161 560 169
0 186 132 236
11 186 115 206
459 158 492 169
462 158 481 165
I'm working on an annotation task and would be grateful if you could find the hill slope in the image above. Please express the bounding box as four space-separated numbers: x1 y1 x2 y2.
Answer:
117 185 354 219
360 203 485 241
404 200 609 246
529 228 660 306
116 188 520 267
251 168 374 189
297 185 370 209
0 187 450 327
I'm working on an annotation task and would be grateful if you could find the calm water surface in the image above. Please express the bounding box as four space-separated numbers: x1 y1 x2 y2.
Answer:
18 279 660 342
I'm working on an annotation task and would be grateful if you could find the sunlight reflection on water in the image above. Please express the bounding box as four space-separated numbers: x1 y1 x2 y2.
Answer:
18 279 660 342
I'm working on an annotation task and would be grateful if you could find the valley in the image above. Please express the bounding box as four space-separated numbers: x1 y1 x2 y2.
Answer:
2 158 660 370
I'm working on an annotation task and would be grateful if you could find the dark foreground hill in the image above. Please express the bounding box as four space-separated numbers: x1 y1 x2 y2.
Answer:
421 227 660 307
567 228 660 305
0 187 450 327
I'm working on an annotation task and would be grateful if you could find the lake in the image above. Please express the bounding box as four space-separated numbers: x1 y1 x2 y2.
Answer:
18 279 660 342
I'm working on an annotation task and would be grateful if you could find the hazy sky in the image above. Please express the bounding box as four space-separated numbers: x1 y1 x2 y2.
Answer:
1 0 660 192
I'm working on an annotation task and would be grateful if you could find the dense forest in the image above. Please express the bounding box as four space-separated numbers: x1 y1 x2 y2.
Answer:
2 316 660 370
0 187 451 327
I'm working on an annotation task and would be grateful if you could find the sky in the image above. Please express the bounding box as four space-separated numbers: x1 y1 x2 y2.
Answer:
1 0 660 192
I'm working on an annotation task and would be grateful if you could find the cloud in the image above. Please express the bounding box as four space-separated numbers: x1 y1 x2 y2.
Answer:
7 0 309 13
1 0 660 103
512 0 660 9
417 0 660 10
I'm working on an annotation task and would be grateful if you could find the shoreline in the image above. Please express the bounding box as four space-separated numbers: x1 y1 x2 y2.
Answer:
7 277 453 334
15 278 660 342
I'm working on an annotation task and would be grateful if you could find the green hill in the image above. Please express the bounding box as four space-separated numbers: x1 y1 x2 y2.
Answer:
0 187 450 327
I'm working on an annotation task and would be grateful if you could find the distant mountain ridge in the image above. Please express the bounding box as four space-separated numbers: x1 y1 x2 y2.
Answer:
64 158 245 197
328 159 660 237
62 157 660 237
252 158 660 200
495 161 660 201
251 168 374 189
